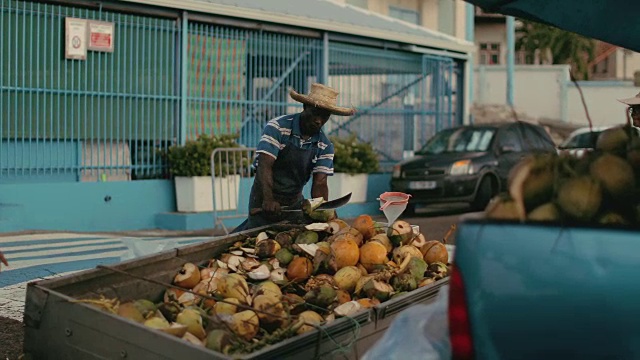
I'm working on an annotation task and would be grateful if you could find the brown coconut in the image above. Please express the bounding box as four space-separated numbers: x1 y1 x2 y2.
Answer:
590 153 636 200
352 214 377 240
556 176 603 221
420 240 449 264
330 238 360 270
358 241 389 272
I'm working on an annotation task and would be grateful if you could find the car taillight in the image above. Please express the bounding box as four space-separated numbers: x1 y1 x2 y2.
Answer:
449 266 474 360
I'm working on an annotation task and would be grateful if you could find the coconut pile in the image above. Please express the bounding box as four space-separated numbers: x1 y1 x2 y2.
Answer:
486 124 640 225
78 215 452 355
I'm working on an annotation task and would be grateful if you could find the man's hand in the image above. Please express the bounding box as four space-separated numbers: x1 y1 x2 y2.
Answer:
262 199 281 216
0 251 8 271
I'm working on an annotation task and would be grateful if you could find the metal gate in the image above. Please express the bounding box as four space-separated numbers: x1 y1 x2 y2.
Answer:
326 44 456 170
210 147 255 234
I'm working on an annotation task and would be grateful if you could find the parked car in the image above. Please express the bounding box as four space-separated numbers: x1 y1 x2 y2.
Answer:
557 126 613 157
390 121 557 213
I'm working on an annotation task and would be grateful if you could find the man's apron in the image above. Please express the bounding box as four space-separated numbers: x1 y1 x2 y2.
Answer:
232 142 316 232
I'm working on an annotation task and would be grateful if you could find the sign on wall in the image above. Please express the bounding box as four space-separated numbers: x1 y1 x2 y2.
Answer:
88 20 115 52
65 17 87 60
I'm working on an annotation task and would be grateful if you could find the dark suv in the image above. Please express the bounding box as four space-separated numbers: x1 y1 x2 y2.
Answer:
390 121 557 213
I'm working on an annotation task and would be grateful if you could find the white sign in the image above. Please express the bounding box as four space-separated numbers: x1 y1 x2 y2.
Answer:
88 21 114 52
65 17 87 60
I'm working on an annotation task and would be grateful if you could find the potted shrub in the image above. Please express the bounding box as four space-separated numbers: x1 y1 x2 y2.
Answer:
329 134 380 203
164 134 246 212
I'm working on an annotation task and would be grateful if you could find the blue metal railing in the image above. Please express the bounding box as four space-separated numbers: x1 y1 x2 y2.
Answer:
0 0 460 183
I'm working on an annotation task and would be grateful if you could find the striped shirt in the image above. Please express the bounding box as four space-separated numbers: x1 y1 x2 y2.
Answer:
254 113 334 175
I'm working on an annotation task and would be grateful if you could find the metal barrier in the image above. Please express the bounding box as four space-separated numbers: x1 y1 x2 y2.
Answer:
210 147 256 234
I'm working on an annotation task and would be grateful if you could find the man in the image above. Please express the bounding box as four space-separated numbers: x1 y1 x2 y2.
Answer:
233 83 355 232
618 92 640 128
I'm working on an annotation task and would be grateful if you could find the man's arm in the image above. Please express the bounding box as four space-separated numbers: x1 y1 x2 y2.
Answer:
256 153 280 214
311 173 329 200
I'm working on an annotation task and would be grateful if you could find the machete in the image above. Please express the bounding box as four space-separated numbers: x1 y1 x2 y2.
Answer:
250 192 352 216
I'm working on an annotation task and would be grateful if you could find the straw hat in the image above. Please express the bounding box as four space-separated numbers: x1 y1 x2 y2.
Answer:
618 91 640 106
290 83 356 116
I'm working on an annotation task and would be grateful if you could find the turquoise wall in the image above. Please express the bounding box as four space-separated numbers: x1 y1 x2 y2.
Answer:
0 180 175 232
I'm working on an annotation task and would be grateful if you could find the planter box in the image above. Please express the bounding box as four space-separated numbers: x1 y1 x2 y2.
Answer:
174 176 240 212
328 173 368 203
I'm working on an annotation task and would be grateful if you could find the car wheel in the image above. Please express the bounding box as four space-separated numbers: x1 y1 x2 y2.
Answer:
471 176 495 211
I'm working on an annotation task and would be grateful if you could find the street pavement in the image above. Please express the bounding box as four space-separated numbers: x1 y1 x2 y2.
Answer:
0 206 478 321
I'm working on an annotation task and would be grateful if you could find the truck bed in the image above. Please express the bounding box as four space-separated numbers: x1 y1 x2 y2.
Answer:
455 220 640 360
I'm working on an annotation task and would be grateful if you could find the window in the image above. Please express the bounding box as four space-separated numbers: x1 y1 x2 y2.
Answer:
346 0 368 8
388 6 420 25
479 43 501 65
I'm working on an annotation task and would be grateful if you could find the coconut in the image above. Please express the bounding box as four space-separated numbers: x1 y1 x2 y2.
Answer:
333 266 362 293
410 233 428 248
327 219 350 234
362 279 394 301
356 298 380 308
305 222 331 232
527 202 561 222
406 257 428 282
391 273 417 292
359 241 389 272
205 329 233 354
161 323 189 338
304 274 337 292
296 311 324 335
274 232 294 248
370 234 393 253
508 154 556 217
295 231 319 245
626 135 640 169
303 197 325 213
282 293 306 315
308 209 337 222
240 257 261 272
182 332 205 346
253 294 287 326
386 220 414 247
596 126 629 155
157 302 181 322
227 310 260 341
287 256 313 282
392 245 423 266
352 214 377 240
590 153 636 200
213 298 240 316
173 262 201 289
420 241 449 265
144 316 171 330
270 268 287 284
217 273 250 304
275 248 294 266
556 176 603 221
332 231 363 247
598 212 629 225
247 264 272 280
354 275 376 296
255 239 281 258
176 308 207 340
253 281 282 298
303 285 337 308
419 277 436 288
329 238 360 271
336 289 351 304
485 194 522 220
118 302 145 323
426 262 449 280
334 301 363 317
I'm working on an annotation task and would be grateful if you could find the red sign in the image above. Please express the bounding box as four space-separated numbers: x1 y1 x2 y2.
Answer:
88 21 114 52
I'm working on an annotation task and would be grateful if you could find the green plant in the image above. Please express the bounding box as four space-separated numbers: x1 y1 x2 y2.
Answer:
162 134 249 177
330 134 379 175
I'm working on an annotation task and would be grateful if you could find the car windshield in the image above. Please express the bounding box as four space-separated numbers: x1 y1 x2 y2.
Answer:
417 128 496 155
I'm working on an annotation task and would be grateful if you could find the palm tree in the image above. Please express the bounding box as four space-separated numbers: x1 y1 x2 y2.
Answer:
516 20 596 79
